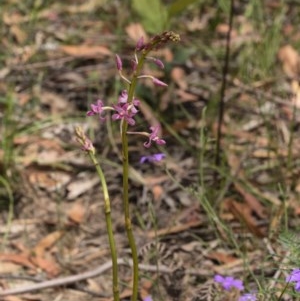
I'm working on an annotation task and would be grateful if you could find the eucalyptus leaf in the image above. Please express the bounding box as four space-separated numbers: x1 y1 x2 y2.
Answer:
131 0 168 33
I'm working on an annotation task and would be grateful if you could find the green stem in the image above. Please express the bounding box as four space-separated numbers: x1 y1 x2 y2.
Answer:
89 152 120 301
121 52 147 301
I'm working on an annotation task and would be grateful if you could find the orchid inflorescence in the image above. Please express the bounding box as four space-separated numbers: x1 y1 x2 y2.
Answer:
86 36 173 148
76 31 180 301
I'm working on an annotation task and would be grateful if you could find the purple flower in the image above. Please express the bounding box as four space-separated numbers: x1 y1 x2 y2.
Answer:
153 77 168 87
153 58 164 69
87 99 105 119
286 269 300 291
118 90 140 112
131 59 137 71
112 103 136 125
239 293 257 301
118 90 128 103
115 54 122 71
214 275 244 291
144 126 166 148
147 57 164 69
82 137 95 153
286 269 300 283
136 36 145 51
140 153 166 164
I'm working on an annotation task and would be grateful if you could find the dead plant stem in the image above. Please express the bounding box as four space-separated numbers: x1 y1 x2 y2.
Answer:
215 0 234 170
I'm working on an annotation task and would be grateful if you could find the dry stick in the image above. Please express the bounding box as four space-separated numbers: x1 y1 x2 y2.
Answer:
0 259 210 296
214 0 234 169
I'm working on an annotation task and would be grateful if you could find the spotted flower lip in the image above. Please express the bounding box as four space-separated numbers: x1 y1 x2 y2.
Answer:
140 153 166 164
214 275 244 291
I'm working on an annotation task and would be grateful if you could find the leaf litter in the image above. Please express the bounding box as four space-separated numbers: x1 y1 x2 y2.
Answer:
1 1 300 301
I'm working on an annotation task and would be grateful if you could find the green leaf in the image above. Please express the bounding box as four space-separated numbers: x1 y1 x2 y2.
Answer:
131 0 168 33
167 0 199 18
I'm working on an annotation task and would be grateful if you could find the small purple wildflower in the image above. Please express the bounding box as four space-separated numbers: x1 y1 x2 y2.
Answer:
144 126 166 148
140 153 166 164
239 293 257 301
214 275 244 291
286 268 300 291
143 296 152 301
115 54 122 71
87 99 105 118
112 103 136 125
152 77 168 87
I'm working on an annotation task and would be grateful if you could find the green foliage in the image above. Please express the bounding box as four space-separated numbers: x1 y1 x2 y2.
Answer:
279 231 300 266
131 0 199 33
1 94 15 175
131 0 168 33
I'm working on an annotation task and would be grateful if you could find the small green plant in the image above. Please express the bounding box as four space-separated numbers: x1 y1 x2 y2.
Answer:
131 0 199 33
76 31 180 301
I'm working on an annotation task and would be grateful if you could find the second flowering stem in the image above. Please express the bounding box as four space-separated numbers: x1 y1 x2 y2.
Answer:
88 152 120 301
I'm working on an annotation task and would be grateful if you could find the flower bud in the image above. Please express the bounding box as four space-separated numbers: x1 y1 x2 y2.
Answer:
136 36 145 51
153 77 168 87
153 58 164 69
115 54 122 71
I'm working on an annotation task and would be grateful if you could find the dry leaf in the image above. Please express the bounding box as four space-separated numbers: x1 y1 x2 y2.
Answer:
67 176 99 200
216 24 237 38
65 0 107 13
234 182 267 219
147 219 202 238
151 184 164 202
0 262 22 274
278 45 300 78
33 231 64 257
30 256 60 277
37 90 74 114
0 253 36 270
171 67 187 90
176 89 199 102
60 45 111 57
125 23 148 43
3 12 24 25
3 295 24 301
68 203 86 224
227 199 266 238
206 252 237 264
9 25 27 44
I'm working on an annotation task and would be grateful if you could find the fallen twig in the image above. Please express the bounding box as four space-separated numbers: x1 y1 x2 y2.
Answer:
0 258 210 296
